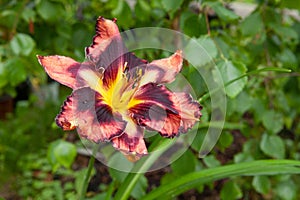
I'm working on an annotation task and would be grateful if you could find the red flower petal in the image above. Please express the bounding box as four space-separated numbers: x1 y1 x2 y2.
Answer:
56 87 127 142
129 83 182 137
111 118 147 161
140 50 183 86
171 92 202 133
56 95 76 131
37 55 80 89
102 52 147 89
85 16 126 70
129 83 201 137
85 17 147 91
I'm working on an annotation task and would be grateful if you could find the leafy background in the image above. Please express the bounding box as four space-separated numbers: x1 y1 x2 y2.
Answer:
1 0 300 199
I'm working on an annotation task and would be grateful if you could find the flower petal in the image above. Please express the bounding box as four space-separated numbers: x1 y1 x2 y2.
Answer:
37 55 80 89
85 16 125 69
129 83 201 137
76 63 103 91
129 83 182 137
56 95 76 131
102 52 147 89
111 118 147 162
140 50 183 86
171 92 202 133
57 87 127 142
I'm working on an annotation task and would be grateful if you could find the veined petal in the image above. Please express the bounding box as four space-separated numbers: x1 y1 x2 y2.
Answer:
102 52 147 89
129 83 182 137
171 92 202 133
56 95 76 131
85 16 125 70
37 55 80 89
140 50 183 86
129 83 201 137
76 62 103 92
111 118 147 162
99 53 147 111
61 87 126 142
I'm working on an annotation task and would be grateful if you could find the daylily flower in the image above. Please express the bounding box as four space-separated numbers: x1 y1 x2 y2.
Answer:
37 17 201 161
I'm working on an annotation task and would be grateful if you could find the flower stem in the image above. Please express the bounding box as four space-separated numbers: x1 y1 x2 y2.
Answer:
199 67 291 103
79 147 96 200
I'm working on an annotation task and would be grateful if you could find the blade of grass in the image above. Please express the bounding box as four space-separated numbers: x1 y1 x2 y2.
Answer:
143 159 300 199
199 67 292 103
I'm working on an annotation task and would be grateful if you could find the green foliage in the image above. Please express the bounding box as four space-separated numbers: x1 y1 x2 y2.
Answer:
217 60 248 98
220 180 242 200
1 0 300 199
252 175 271 195
48 140 77 171
205 2 240 22
260 134 286 159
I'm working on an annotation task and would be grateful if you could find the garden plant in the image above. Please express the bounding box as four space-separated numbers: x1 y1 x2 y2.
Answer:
1 0 300 199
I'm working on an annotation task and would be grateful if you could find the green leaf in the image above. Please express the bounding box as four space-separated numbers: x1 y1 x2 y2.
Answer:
114 138 175 200
220 180 242 200
277 48 297 70
183 14 207 37
21 8 36 23
0 62 8 88
217 60 248 98
260 134 285 159
10 33 35 56
184 36 218 67
252 176 271 195
131 175 148 199
54 141 77 169
269 23 298 44
161 0 184 12
262 110 284 134
111 0 133 28
281 0 300 10
240 12 264 37
36 0 64 22
234 152 254 163
275 179 297 200
235 91 252 114
72 28 91 49
135 0 151 22
48 140 77 171
203 155 221 168
171 149 196 175
143 160 300 199
4 58 27 87
218 131 234 149
206 2 239 22
191 129 207 152
75 167 96 195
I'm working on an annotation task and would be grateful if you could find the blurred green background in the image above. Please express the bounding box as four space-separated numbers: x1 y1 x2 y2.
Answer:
1 0 300 199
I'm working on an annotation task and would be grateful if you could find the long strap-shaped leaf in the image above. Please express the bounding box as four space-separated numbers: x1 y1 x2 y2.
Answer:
143 159 300 200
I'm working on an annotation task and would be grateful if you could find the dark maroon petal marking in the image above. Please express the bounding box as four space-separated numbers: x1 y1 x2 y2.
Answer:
130 102 181 138
129 83 182 137
111 120 147 161
133 83 177 112
67 87 126 142
102 52 147 89
85 16 127 72
56 95 76 131
37 55 80 89
129 83 202 137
